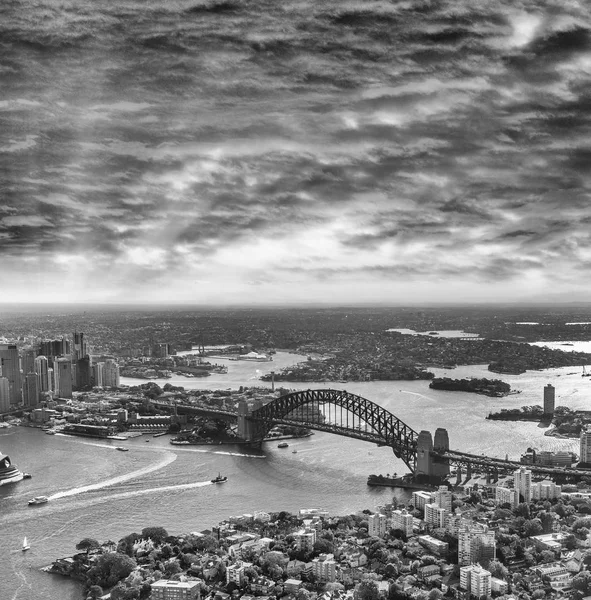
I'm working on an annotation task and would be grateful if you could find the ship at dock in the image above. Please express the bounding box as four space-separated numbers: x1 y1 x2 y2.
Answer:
0 453 25 487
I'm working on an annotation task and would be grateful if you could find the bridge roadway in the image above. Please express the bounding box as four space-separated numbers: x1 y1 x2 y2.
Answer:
435 449 590 479
151 401 237 421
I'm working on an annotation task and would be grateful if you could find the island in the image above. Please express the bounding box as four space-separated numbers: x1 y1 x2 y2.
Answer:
428 377 512 397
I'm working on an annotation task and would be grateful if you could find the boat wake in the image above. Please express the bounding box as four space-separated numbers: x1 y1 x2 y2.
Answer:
169 447 265 458
49 451 178 500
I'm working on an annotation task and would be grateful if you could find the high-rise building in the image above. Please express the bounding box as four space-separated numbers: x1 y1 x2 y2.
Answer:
0 377 10 413
458 522 496 567
75 356 92 390
54 359 73 399
21 350 37 375
368 513 388 537
103 360 120 387
424 503 447 528
460 564 492 598
93 362 105 388
34 356 50 393
311 553 337 582
39 337 70 359
495 485 519 508
72 332 88 362
532 481 562 500
514 466 533 502
544 384 555 415
23 372 39 408
581 429 591 464
47 367 54 393
391 509 414 537
433 485 453 512
0 345 22 406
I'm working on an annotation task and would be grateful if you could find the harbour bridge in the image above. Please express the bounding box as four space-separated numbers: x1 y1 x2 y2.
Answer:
158 389 589 482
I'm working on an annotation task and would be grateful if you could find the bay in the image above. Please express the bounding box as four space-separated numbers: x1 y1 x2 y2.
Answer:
2 351 587 599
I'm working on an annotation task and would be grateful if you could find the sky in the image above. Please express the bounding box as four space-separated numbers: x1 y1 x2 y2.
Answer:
1 0 591 305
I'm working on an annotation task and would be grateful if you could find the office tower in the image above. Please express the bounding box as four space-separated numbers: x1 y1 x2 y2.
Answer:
368 513 388 537
0 345 22 406
75 355 92 390
34 356 50 393
544 384 555 415
22 350 37 375
72 332 88 362
514 466 533 502
47 367 54 393
39 337 70 359
0 377 10 413
433 485 453 512
460 565 492 598
581 429 591 464
23 373 39 408
458 522 496 567
93 362 105 388
54 359 73 399
103 360 120 387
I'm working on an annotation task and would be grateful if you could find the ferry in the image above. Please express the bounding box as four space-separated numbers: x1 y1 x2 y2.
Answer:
0 453 25 487
28 496 49 506
211 473 228 484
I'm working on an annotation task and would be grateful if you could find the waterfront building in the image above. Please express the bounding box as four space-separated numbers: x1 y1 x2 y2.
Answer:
581 429 591 464
0 344 22 406
458 522 496 567
103 359 120 387
367 513 388 537
391 509 414 537
34 356 50 393
150 579 201 599
0 377 10 413
22 372 39 408
543 383 555 415
424 503 447 528
495 485 519 508
412 490 434 512
460 564 492 598
513 466 532 502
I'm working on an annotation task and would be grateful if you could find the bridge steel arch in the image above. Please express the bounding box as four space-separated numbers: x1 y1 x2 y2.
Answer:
248 389 420 472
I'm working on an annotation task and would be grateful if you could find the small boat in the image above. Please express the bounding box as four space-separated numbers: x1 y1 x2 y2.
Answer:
22 536 30 551
278 442 289 448
115 447 129 452
22 473 32 479
28 496 49 506
211 473 227 484
292 450 297 454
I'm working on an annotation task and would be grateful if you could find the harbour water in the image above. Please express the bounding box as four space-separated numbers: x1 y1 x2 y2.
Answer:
2 349 590 599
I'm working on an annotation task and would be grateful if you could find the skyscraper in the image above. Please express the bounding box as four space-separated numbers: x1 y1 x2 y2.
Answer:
0 345 22 406
39 337 70 359
54 359 73 399
34 356 50 393
103 360 120 387
23 373 39 408
21 350 37 375
0 377 10 413
72 332 88 363
544 384 555 415
514 466 533 502
580 429 591 464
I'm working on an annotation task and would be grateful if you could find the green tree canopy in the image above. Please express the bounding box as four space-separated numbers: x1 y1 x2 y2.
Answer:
76 538 100 554
141 527 168 544
87 552 137 588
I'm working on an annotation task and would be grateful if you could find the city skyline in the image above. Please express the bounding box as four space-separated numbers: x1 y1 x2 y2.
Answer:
2 1 590 305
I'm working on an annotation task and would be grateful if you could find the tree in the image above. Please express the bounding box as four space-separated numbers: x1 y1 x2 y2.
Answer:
87 585 104 600
524 519 543 537
487 559 509 580
141 527 168 545
118 533 141 557
77 538 100 554
357 581 379 600
428 590 443 600
86 552 137 588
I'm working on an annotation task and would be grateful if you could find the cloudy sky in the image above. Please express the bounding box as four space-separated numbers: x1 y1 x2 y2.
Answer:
1 0 590 305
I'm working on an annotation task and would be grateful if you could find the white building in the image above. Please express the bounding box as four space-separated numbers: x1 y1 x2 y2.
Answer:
495 485 519 508
433 485 452 512
227 562 246 586
151 579 201 600
310 553 337 582
412 491 434 512
458 522 496 567
391 509 413 537
514 466 532 502
460 564 491 598
294 529 316 552
532 480 562 500
580 429 591 463
424 503 447 528
367 513 388 537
